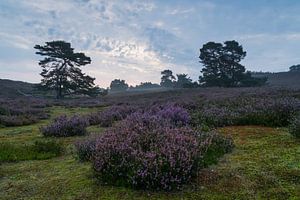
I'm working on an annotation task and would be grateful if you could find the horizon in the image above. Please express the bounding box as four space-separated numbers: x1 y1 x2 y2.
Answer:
1 0 300 87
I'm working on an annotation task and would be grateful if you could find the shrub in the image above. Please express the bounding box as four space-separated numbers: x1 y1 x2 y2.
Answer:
150 103 191 126
87 107 233 191
40 115 88 137
87 105 136 127
74 137 96 162
191 97 300 128
0 140 63 162
289 115 300 138
0 115 39 127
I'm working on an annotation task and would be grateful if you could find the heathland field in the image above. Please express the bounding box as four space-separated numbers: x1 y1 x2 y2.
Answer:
1 88 300 200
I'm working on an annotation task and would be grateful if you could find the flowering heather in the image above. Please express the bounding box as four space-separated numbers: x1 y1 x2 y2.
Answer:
192 97 300 128
0 97 50 127
149 103 191 126
40 115 88 137
289 115 300 138
81 105 233 191
87 105 136 127
74 136 97 161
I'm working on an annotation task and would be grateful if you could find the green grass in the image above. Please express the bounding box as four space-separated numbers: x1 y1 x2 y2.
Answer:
0 140 63 162
0 107 299 199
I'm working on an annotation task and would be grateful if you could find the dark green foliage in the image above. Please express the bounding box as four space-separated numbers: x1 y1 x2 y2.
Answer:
175 74 193 88
160 69 175 87
0 140 63 162
289 115 300 138
199 40 267 87
200 132 234 167
110 79 129 92
34 40 97 99
132 82 161 90
289 64 300 72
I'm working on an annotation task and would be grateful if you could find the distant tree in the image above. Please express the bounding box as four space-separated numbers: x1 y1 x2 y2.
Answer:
135 82 161 89
98 88 109 96
160 69 175 87
34 41 97 99
175 74 193 88
110 79 128 92
199 40 266 87
289 64 300 72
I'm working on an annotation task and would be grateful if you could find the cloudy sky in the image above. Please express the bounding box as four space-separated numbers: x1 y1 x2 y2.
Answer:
1 0 300 87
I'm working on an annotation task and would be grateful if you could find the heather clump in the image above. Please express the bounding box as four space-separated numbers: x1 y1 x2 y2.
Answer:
77 104 233 190
87 105 136 127
40 115 88 137
74 136 97 161
192 97 300 128
0 98 50 127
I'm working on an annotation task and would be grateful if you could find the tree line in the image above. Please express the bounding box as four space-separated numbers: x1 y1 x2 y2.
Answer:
34 40 269 98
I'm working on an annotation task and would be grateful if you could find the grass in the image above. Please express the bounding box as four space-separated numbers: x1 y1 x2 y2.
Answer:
0 107 299 199
0 140 62 162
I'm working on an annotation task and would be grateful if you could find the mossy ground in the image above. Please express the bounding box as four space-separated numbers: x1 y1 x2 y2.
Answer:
0 107 299 199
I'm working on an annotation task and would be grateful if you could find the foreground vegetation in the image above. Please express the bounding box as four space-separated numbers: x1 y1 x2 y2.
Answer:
0 105 299 199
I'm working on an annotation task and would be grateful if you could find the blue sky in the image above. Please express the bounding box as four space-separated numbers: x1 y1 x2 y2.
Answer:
1 0 300 87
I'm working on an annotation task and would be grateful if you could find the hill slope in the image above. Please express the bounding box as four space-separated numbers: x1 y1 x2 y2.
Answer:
252 71 300 89
0 79 36 97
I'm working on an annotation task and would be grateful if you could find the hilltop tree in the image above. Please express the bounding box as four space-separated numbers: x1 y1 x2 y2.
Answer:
110 79 128 92
34 41 97 98
160 69 175 87
290 64 300 72
199 41 247 87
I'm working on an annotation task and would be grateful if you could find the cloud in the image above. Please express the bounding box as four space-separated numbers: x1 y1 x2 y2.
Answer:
1 0 300 86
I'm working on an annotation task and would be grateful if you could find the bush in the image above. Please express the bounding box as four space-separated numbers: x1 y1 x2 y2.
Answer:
192 97 300 128
289 115 300 138
74 137 96 162
0 140 63 162
87 105 136 127
40 115 88 137
85 106 233 191
150 103 191 126
0 115 39 127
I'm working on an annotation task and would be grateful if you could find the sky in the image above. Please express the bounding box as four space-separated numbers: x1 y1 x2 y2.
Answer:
1 0 300 87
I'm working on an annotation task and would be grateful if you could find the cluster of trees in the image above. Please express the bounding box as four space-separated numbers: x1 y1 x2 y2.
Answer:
199 40 267 87
160 70 198 88
35 40 269 98
290 64 300 72
109 70 198 92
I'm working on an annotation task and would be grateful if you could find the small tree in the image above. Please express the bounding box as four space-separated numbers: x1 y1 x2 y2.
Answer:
110 79 128 92
160 69 175 87
135 82 160 89
34 41 97 98
289 64 300 72
175 74 193 88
